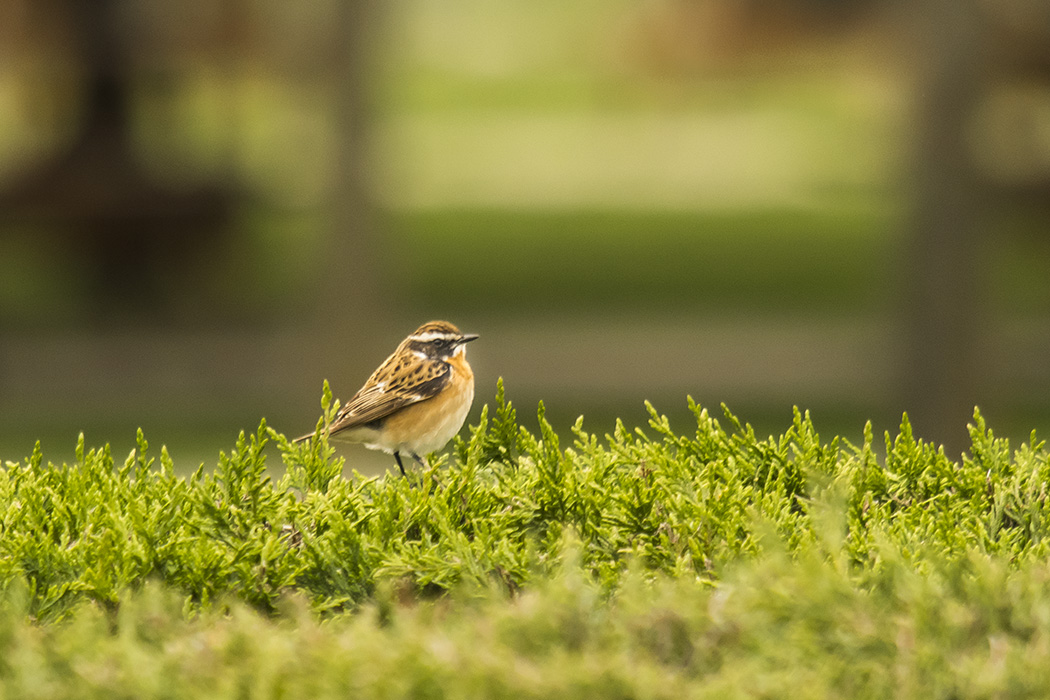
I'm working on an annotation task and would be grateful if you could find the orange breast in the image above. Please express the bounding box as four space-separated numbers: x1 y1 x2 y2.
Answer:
377 354 475 455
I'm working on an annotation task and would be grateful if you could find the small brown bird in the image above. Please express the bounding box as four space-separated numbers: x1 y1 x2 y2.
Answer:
295 321 478 476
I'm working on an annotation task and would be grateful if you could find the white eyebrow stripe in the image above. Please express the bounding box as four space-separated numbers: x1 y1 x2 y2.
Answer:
409 332 458 343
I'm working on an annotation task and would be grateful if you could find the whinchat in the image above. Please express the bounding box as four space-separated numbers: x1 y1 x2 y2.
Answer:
296 321 478 476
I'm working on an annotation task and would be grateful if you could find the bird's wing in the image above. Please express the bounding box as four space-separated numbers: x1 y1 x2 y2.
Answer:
327 360 450 435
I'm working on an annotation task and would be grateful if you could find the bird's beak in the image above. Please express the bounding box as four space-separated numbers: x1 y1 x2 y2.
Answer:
459 333 479 344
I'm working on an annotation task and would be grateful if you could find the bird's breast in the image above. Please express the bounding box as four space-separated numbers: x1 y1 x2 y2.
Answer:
378 360 475 454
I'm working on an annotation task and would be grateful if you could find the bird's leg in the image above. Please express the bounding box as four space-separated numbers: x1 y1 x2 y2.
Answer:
393 451 407 478
410 452 427 468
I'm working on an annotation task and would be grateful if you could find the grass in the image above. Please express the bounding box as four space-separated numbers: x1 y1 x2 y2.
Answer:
2 381 1050 694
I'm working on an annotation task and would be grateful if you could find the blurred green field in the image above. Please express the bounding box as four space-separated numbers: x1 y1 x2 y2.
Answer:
3 0 1050 486
5 198 1048 469
383 207 897 314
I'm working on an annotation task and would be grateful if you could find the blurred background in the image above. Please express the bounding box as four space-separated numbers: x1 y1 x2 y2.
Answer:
1 0 1049 470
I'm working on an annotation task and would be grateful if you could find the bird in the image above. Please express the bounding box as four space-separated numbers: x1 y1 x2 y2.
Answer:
295 321 478 476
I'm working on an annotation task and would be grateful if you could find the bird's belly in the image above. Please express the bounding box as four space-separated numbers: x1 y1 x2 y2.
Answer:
382 378 474 455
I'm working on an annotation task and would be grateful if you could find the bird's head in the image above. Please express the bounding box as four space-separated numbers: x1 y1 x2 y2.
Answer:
406 321 478 360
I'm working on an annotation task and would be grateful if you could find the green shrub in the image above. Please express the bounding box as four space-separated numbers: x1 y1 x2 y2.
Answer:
3 544 1050 698
3 380 1050 695
2 380 1049 621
